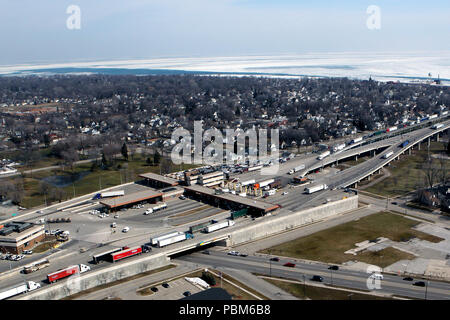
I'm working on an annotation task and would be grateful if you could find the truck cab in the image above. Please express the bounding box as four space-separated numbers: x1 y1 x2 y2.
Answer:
79 264 91 273
27 281 41 291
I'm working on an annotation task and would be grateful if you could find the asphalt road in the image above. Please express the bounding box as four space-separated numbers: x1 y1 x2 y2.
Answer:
176 251 450 300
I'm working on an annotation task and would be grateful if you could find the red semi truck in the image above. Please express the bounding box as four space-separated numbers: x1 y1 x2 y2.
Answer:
111 246 143 262
47 264 91 283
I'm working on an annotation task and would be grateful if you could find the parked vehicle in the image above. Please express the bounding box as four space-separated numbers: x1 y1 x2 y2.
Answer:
100 190 125 198
47 264 91 283
151 287 159 292
183 291 191 297
0 281 41 300
204 220 235 233
305 184 328 194
263 189 276 197
23 259 50 274
162 283 170 288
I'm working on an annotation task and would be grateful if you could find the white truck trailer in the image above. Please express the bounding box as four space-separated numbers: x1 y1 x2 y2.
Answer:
317 150 330 160
151 231 183 246
333 144 346 152
100 190 125 198
383 151 394 159
204 220 235 233
144 202 167 215
432 123 444 129
0 281 41 300
350 137 363 144
305 184 328 194
157 232 193 248
288 165 305 175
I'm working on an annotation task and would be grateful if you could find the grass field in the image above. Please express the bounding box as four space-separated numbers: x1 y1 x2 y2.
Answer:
260 212 443 268
4 154 198 209
364 141 449 197
263 277 392 300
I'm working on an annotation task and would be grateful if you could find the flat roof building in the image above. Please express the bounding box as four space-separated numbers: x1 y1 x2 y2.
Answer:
0 222 45 254
184 185 279 216
139 172 180 189
100 189 163 210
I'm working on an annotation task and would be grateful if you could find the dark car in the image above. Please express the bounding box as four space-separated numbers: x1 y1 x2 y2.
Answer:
283 262 295 268
239 253 248 257
270 257 280 262
328 265 339 271
150 287 159 292
403 277 414 281
202 250 210 255
391 202 398 205
183 291 191 297
179 195 186 200
413 281 426 287
162 283 170 288
311 275 324 282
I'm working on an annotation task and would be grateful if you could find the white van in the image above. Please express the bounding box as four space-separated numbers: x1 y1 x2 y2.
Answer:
370 273 384 280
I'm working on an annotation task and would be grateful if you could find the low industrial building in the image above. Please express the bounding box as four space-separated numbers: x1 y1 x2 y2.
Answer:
198 171 224 187
0 222 45 254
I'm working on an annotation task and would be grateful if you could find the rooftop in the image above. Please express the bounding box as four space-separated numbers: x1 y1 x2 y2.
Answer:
139 172 179 186
100 189 163 208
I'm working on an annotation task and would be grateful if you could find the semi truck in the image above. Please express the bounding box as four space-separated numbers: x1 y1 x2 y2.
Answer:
23 259 50 274
93 190 125 199
47 264 91 283
400 140 410 148
386 126 398 133
429 114 438 120
288 165 305 175
157 232 194 248
204 220 235 233
0 281 41 300
92 245 151 264
151 231 183 246
333 144 346 152
144 202 167 215
254 179 275 189
263 189 276 197
432 123 444 129
305 184 328 194
383 151 394 159
189 220 215 233
317 151 330 160
111 246 144 262
240 179 256 187
350 137 363 144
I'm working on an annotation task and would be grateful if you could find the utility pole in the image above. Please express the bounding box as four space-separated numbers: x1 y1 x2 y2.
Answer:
269 251 272 277
303 274 306 299
425 280 429 300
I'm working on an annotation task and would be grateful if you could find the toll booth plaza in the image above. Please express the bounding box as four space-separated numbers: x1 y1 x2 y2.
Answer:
139 172 180 189
183 185 280 217
100 189 163 212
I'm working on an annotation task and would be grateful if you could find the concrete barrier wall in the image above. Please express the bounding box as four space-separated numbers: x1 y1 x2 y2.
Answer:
18 253 170 300
229 195 358 245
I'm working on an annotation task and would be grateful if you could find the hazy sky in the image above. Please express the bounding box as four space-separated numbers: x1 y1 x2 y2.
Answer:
0 0 449 65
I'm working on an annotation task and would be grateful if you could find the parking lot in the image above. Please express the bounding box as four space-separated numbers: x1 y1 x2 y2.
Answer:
142 277 204 300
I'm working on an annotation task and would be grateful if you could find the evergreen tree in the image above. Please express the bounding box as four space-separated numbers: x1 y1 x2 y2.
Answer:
121 142 129 160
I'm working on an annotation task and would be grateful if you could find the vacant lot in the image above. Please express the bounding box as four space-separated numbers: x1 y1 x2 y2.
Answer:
365 141 449 197
260 212 443 267
263 277 391 300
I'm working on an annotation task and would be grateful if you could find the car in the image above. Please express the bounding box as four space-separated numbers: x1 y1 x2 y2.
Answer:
239 253 248 257
122 226 130 233
282 192 289 195
413 281 426 287
328 265 339 271
283 262 296 268
110 222 117 228
370 273 384 280
228 250 239 256
403 277 414 281
270 257 280 262
202 250 210 255
311 275 324 282
179 195 186 200
150 287 159 292
23 250 33 255
114 214 119 219
183 291 191 297
162 283 170 288
391 202 398 205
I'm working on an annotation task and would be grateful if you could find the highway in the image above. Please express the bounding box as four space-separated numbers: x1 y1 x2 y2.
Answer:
176 251 450 300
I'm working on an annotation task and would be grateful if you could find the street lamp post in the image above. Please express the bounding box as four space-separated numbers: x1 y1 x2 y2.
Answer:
425 280 429 300
303 274 306 298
